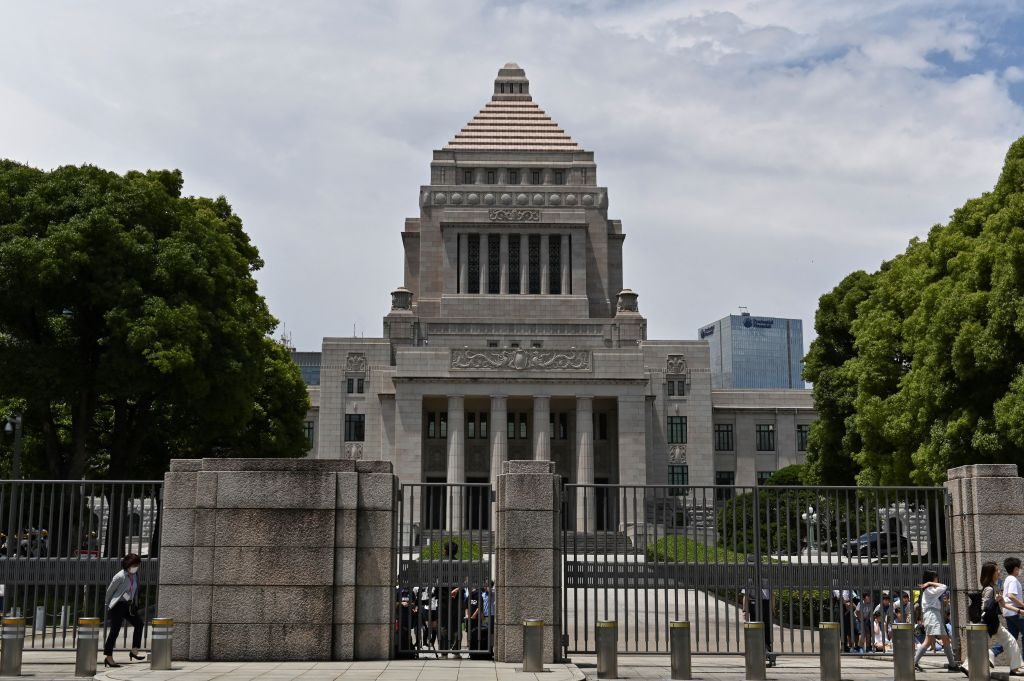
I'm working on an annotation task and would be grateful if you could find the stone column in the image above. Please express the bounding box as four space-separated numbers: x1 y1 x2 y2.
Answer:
946 464 1024 658
540 235 549 295
617 393 647 529
446 395 465 532
479 234 489 294
490 395 508 488
499 234 509 294
533 395 550 461
458 233 468 294
494 460 562 663
520 234 528 294
575 396 595 532
561 234 570 295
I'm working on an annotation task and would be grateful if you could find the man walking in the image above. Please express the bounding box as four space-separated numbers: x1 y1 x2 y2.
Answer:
1004 558 1024 645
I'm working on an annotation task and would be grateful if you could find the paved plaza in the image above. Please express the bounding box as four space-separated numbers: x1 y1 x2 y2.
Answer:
16 649 996 681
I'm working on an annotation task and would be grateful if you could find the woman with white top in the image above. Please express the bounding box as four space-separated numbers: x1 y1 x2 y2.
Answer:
102 554 146 668
913 570 964 674
965 561 1024 676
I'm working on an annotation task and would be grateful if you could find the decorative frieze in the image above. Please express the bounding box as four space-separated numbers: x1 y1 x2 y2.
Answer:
668 444 687 464
450 348 592 371
345 353 368 372
488 208 540 222
425 322 605 336
666 355 687 375
344 443 363 459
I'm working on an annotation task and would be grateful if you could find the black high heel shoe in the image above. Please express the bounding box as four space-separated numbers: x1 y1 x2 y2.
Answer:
129 651 147 661
104 657 121 668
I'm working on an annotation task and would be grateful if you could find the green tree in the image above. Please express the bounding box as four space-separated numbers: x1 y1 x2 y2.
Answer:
0 161 310 481
806 136 1024 484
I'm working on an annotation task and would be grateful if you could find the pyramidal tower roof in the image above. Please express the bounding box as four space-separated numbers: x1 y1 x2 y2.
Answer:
444 63 582 152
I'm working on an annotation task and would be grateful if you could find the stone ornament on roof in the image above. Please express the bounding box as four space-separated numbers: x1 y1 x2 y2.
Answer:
451 348 591 371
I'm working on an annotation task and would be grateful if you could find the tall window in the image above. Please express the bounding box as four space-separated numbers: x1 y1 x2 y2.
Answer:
668 464 689 496
427 412 437 439
463 169 473 184
549 413 568 440
507 413 516 439
346 378 354 394
755 424 775 451
528 235 541 294
344 414 365 442
508 237 521 294
596 413 608 441
715 471 735 502
531 170 541 184
303 421 314 449
796 424 810 451
356 378 364 394
508 169 519 184
667 416 687 444
488 235 500 294
479 414 488 439
554 170 564 185
467 413 476 439
467 234 480 294
757 471 774 486
439 412 448 439
518 413 528 439
667 381 674 397
548 234 561 294
486 170 496 184
714 424 734 451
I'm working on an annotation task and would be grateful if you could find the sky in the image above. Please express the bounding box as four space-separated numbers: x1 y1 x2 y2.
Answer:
2 1 1023 351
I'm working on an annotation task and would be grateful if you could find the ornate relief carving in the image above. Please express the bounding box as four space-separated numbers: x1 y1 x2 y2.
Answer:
668 444 687 464
488 208 540 222
450 348 591 371
666 355 688 375
344 443 364 460
345 353 368 372
425 323 605 336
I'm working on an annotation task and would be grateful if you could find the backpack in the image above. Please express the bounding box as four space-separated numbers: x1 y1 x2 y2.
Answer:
982 591 1000 636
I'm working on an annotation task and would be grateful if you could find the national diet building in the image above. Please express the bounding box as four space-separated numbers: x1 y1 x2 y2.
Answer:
299 64 815 517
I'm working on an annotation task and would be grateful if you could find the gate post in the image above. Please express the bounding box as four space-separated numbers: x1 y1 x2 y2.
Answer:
946 464 1024 662
494 460 562 664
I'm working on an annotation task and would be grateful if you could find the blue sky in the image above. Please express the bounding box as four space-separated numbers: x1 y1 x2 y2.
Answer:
1 1 1023 350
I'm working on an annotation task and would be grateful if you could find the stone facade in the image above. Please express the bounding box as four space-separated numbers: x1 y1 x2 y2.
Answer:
159 458 396 661
299 63 816 504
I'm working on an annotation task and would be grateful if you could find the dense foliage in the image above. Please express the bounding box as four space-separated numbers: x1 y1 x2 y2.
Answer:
0 161 310 480
803 136 1024 485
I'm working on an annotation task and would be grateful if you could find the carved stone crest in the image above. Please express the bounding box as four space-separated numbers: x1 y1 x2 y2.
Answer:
488 208 540 222
345 353 368 372
344 443 363 460
668 444 687 464
666 355 687 375
450 348 591 371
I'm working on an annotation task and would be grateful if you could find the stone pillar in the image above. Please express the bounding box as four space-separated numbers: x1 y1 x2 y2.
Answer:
540 235 549 295
494 460 562 663
575 396 595 532
520 234 529 294
533 395 550 461
617 393 647 529
458 233 468 294
479 234 489 294
158 458 397 662
946 464 1024 657
520 167 530 185
499 234 509 294
446 395 466 532
490 395 508 487
561 234 570 295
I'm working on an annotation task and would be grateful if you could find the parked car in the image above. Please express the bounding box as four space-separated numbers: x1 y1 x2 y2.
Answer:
841 531 913 559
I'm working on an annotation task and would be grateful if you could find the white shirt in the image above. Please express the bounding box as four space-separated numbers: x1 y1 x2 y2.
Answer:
1004 575 1022 617
920 584 946 612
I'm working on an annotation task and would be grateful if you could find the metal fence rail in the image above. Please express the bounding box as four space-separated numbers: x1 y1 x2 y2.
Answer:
394 482 495 660
562 484 952 658
0 480 162 650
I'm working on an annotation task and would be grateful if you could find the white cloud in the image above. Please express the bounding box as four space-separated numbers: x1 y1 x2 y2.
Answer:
0 0 1021 350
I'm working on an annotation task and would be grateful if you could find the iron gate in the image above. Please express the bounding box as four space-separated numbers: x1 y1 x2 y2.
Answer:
394 482 495 659
562 484 953 657
0 480 162 650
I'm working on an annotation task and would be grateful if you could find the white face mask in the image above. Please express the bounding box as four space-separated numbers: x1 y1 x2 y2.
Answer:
128 566 139 575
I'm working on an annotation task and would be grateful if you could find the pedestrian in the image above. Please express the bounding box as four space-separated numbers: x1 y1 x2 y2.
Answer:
858 592 874 652
102 554 146 668
465 583 490 659
873 592 896 648
897 591 913 624
964 561 1024 676
742 585 774 662
870 612 887 652
395 587 417 658
483 578 494 655
1005 558 1024 645
913 570 963 674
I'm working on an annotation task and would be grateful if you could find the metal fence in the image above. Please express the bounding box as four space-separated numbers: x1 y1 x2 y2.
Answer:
394 482 494 659
562 484 952 658
0 480 162 650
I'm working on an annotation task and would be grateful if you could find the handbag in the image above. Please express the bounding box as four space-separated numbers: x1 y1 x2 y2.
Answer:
982 594 1000 636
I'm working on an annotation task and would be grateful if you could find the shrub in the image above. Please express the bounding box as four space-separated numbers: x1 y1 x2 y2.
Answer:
419 536 482 560
646 535 745 563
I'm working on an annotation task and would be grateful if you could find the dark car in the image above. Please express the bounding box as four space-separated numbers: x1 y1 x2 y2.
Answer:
841 532 913 559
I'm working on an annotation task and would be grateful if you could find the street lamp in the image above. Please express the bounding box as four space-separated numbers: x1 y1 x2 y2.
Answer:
4 415 22 480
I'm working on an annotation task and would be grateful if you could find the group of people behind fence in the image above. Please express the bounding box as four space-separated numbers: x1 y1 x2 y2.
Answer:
0 529 49 557
395 580 494 659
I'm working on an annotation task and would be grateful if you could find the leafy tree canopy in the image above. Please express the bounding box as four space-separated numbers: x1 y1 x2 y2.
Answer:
804 136 1024 484
0 161 309 480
